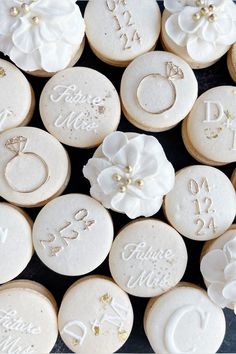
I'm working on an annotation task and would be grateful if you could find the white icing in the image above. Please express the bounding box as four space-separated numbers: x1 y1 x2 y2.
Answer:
0 309 41 335
54 112 98 132
164 305 209 354
200 235 236 312
0 227 8 244
50 85 102 105
0 109 13 131
83 132 175 219
62 321 87 346
164 0 236 62
0 336 34 354
126 270 170 290
121 242 174 262
0 0 85 72
203 100 224 123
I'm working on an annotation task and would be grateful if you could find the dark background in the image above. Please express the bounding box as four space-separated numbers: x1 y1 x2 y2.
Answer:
0 1 236 353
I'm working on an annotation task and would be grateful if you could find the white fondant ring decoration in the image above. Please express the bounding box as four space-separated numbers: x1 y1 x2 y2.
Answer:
137 62 184 114
5 136 49 193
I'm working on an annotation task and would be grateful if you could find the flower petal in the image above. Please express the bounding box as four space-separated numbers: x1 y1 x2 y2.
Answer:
200 249 228 283
40 41 74 72
0 2 18 36
133 156 159 179
111 193 140 219
222 281 236 302
102 132 128 160
213 13 232 36
97 166 123 195
138 197 163 217
112 142 139 169
223 236 236 261
62 9 85 45
178 6 205 33
33 0 75 18
9 46 41 71
83 158 111 185
90 183 113 209
224 262 236 282
165 13 188 46
186 36 216 61
39 21 62 42
12 18 42 53
201 22 218 42
208 282 229 308
164 0 196 12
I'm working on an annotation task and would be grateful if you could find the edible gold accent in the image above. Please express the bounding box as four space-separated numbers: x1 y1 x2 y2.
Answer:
124 165 133 173
119 185 127 193
10 7 19 17
136 179 144 187
94 326 100 336
118 329 128 341
0 68 6 78
100 293 112 304
32 16 39 24
208 13 217 22
113 173 122 182
72 338 80 346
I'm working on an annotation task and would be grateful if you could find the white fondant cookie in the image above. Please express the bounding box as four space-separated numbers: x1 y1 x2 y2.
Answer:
83 131 175 219
84 0 161 66
182 86 236 165
164 165 236 241
0 59 35 132
39 67 121 148
144 284 226 354
201 225 236 312
109 219 188 297
120 51 198 132
33 194 114 276
0 127 70 207
0 203 33 284
0 281 58 353
0 0 85 76
58 276 133 353
162 0 236 69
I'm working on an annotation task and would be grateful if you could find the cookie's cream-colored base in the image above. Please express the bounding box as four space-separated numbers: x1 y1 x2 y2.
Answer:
161 10 229 70
89 41 157 68
122 101 178 132
20 84 36 127
182 119 226 166
0 279 58 312
227 44 236 83
27 37 85 78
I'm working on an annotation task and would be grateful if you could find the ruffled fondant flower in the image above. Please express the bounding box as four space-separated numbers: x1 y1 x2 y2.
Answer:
83 132 175 219
164 0 236 62
0 0 85 72
201 235 236 313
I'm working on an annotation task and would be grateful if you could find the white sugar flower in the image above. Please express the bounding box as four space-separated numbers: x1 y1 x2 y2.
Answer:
0 0 85 72
201 235 236 313
83 132 175 219
164 0 236 62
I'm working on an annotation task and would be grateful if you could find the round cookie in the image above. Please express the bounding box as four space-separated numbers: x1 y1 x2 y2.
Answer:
0 281 58 353
228 43 236 83
109 219 188 297
164 165 236 241
231 168 236 190
0 0 85 76
144 284 226 354
0 127 70 207
200 225 236 312
83 131 175 219
33 194 114 276
161 1 236 69
84 0 161 67
0 59 35 132
40 67 121 148
58 276 133 353
0 203 33 284
182 86 236 165
120 51 198 132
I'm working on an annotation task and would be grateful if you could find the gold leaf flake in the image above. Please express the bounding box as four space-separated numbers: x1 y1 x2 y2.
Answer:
0 68 6 78
94 326 100 336
118 329 128 341
100 293 112 304
72 338 80 346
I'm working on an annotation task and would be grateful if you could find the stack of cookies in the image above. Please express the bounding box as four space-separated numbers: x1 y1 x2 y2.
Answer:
0 0 235 353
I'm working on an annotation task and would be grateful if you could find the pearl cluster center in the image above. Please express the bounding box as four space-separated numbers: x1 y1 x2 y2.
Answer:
10 1 39 25
193 0 217 22
112 165 144 193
